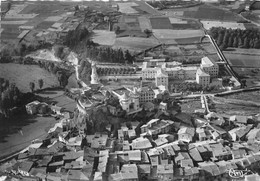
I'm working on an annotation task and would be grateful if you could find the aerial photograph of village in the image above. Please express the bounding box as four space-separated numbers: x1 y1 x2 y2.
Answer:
0 0 260 180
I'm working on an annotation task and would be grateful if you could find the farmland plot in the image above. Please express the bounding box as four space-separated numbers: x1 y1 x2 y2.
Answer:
113 37 160 52
134 1 162 15
201 21 246 30
225 53 260 67
92 30 116 46
0 64 59 93
138 16 152 31
184 4 244 22
150 17 172 29
117 3 139 14
153 29 204 39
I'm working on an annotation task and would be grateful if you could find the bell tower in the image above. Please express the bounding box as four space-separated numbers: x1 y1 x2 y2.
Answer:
90 62 99 85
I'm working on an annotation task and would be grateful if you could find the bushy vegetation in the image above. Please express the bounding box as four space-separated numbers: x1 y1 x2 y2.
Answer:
38 61 70 88
0 78 35 118
172 82 222 93
63 26 90 48
96 67 136 76
85 46 135 64
209 27 260 50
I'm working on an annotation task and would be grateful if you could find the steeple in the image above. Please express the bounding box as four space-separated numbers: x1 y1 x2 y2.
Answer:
121 92 129 101
91 61 99 85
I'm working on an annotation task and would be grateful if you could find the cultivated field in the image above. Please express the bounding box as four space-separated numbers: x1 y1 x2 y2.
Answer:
201 21 246 30
232 67 260 87
0 64 59 93
225 53 260 67
153 29 204 44
138 16 152 31
225 48 260 55
150 17 172 29
113 37 160 52
92 30 116 46
1 1 75 42
183 4 244 22
117 2 139 14
153 29 204 39
135 1 162 15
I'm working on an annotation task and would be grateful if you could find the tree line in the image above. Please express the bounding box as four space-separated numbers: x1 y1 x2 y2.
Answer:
96 67 136 76
63 26 90 48
85 46 135 64
38 61 70 88
209 27 260 50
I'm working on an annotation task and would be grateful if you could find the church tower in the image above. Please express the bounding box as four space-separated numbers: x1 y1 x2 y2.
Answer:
131 87 140 110
90 62 99 85
120 93 130 112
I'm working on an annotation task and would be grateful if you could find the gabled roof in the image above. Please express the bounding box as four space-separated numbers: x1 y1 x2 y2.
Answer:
137 164 151 174
180 159 194 168
63 151 84 161
230 115 248 124
67 170 90 181
18 161 34 173
157 164 173 174
189 147 203 162
120 164 138 179
127 150 141 162
174 113 193 127
208 123 226 135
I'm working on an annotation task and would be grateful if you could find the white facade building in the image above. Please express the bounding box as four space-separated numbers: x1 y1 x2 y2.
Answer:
90 62 99 85
196 68 210 87
112 87 140 113
200 56 219 78
155 69 168 89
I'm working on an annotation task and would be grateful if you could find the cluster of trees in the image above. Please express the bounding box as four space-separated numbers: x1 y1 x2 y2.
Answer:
63 26 90 48
210 27 260 50
96 67 136 76
173 82 222 93
0 79 21 118
38 61 70 88
85 47 135 64
78 60 92 82
28 79 43 93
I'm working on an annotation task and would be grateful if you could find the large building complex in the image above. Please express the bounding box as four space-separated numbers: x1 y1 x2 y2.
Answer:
200 56 219 78
142 56 220 88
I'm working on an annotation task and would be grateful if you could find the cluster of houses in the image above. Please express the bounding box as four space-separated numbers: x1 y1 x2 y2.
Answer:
1 97 260 181
25 100 65 117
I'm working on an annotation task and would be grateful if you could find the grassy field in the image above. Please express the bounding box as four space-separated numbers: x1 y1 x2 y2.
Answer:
232 67 260 87
150 17 172 29
92 30 116 46
117 2 139 14
0 63 59 93
116 15 146 37
201 21 246 30
225 53 260 67
153 29 204 39
0 90 76 159
138 16 152 31
251 1 260 10
113 37 160 52
225 48 260 55
183 4 244 22
134 1 162 15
